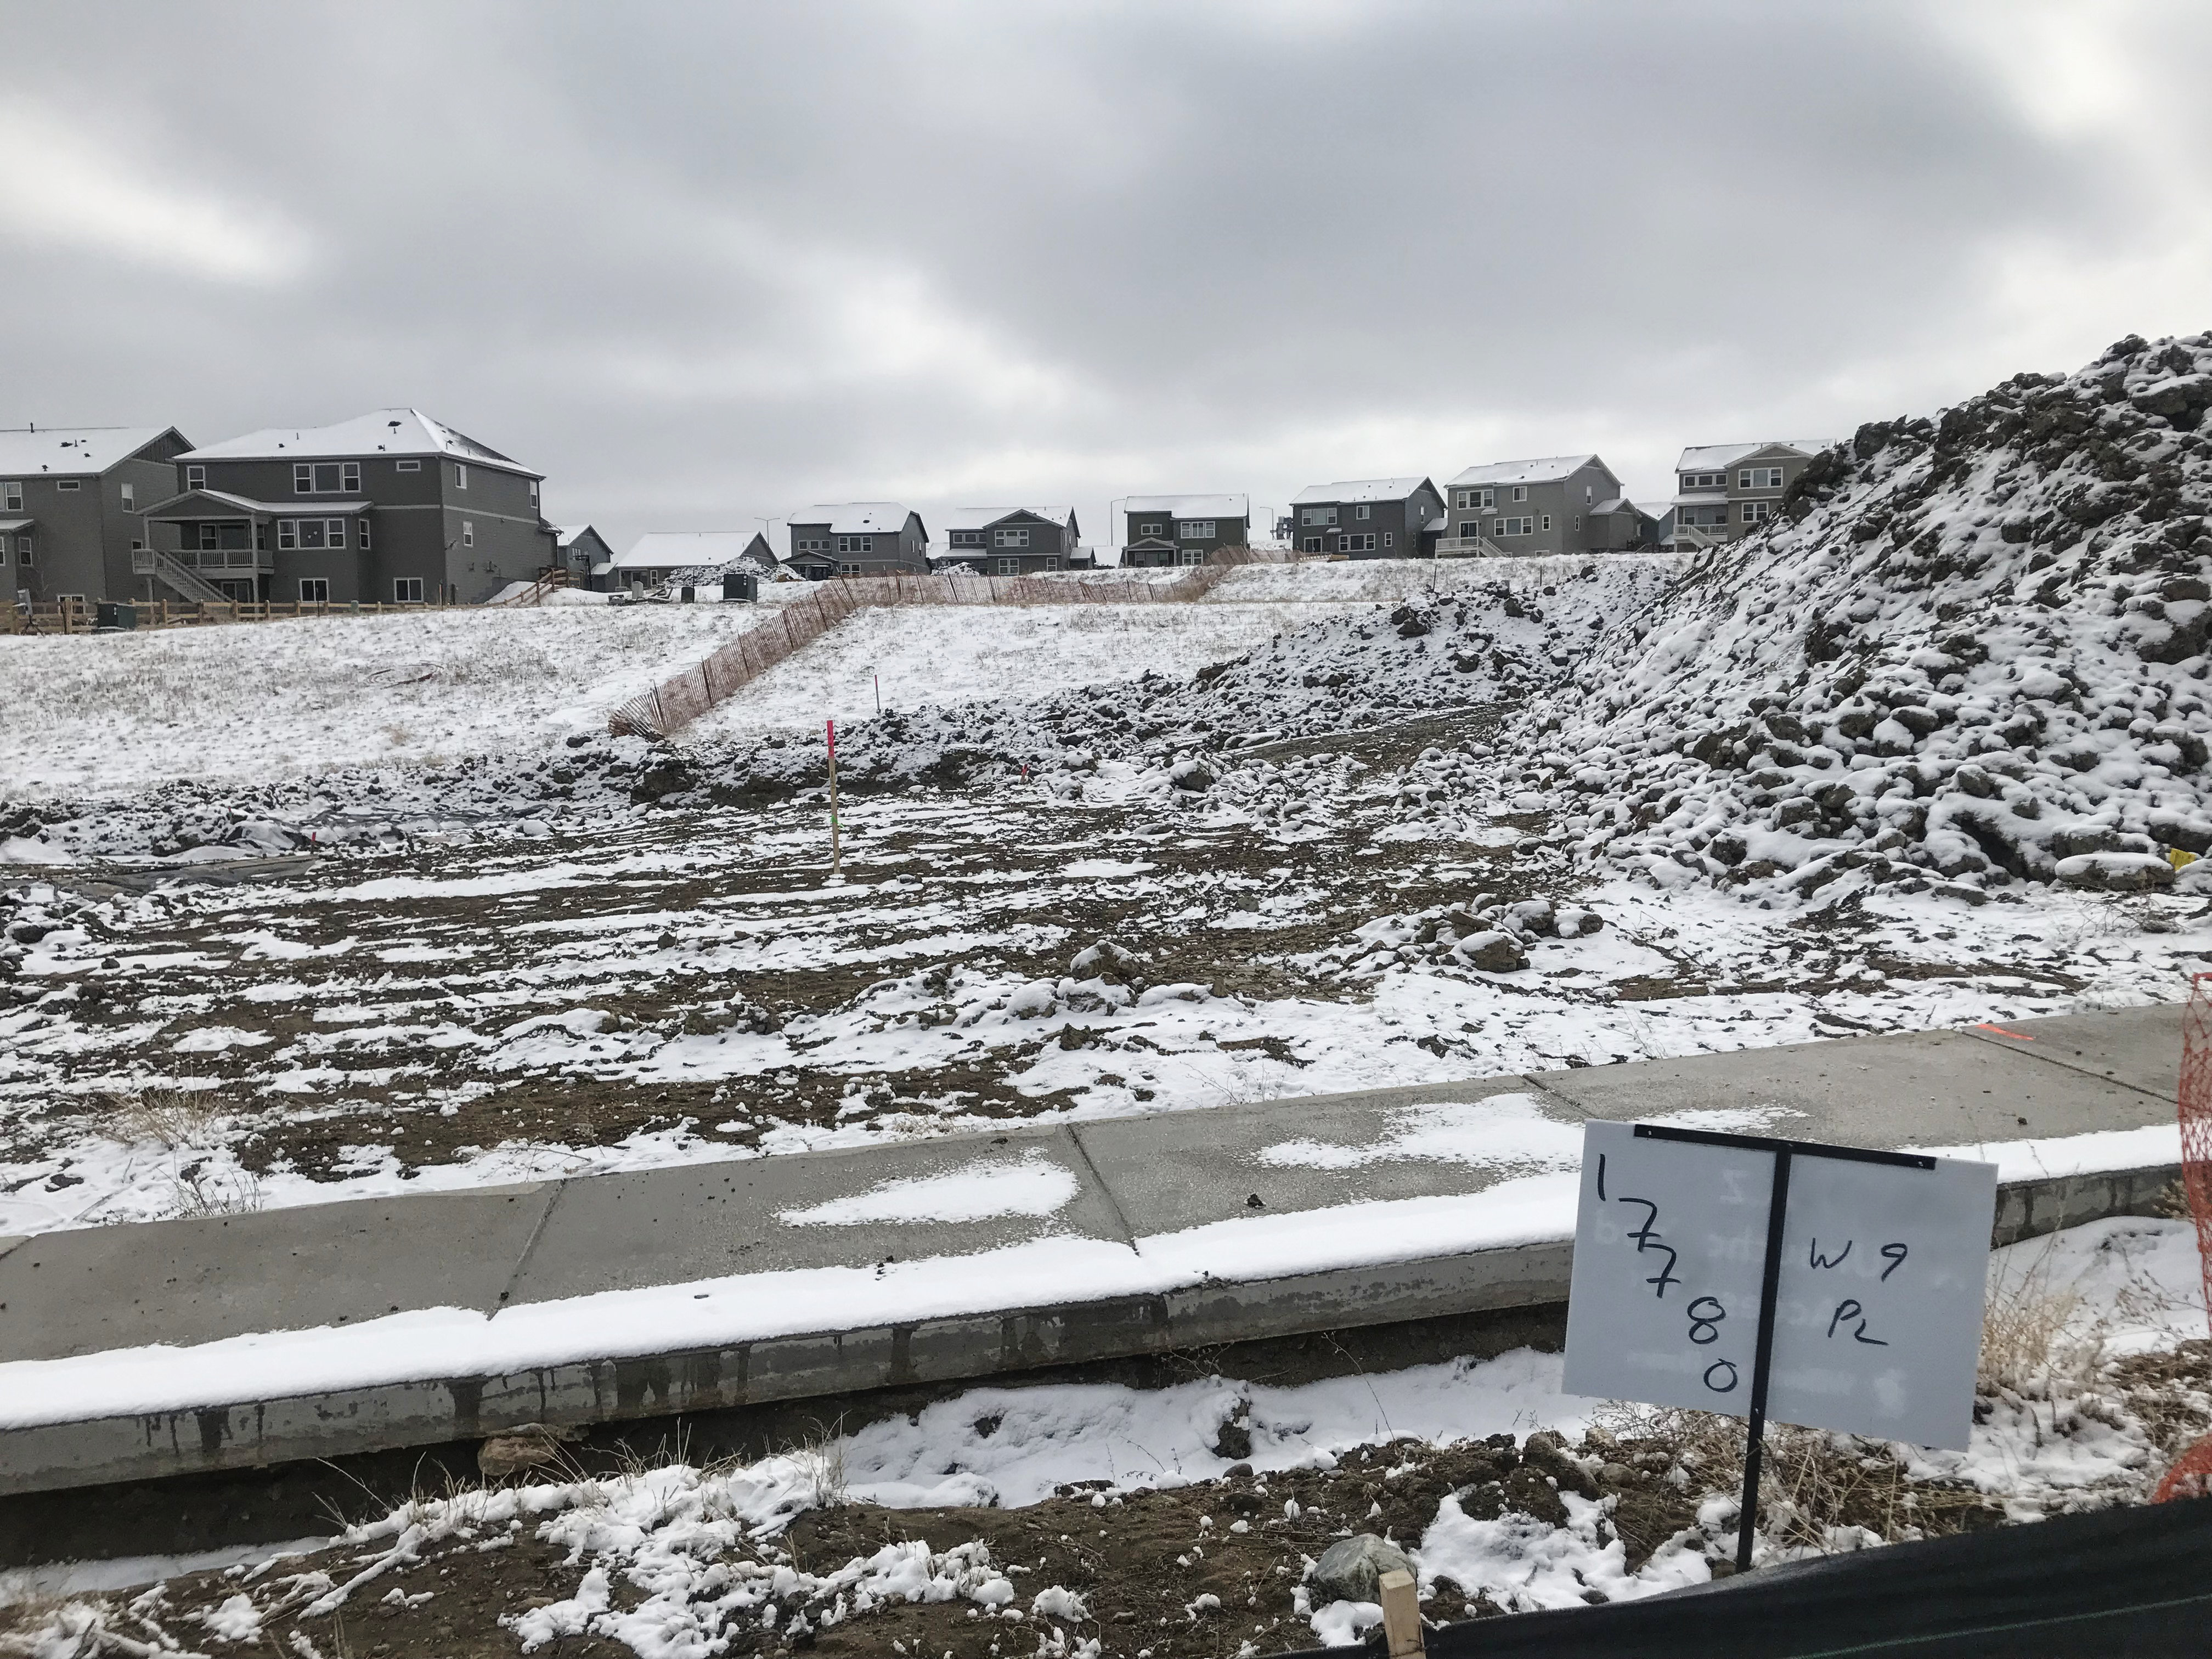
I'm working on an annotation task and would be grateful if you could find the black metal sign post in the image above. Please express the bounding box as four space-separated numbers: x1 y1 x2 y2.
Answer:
1632 1125 1938 1573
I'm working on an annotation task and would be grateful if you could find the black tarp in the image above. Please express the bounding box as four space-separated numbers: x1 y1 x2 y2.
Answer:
1271 1497 2212 1658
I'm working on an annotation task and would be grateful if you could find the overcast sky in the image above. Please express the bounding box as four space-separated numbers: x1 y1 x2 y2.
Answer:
5 1 2210 555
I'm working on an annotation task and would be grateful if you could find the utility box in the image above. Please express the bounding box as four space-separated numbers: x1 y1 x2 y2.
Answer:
679 584 696 603
94 602 138 632
724 571 759 602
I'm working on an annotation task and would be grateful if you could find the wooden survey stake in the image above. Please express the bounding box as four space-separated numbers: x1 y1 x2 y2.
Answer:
826 718 842 875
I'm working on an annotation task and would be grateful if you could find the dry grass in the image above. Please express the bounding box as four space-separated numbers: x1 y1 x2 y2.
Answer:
102 1088 264 1219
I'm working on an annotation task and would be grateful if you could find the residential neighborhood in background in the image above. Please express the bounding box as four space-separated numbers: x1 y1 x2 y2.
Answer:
5 409 1836 625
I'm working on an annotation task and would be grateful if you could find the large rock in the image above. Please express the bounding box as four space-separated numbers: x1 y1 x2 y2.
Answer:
1455 930 1527 972
2055 851 2174 891
1308 1533 1414 1606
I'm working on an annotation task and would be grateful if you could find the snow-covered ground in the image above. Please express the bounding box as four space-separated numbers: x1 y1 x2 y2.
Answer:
0 605 770 799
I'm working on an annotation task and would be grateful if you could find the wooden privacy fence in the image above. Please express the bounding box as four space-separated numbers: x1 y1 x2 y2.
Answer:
606 548 1286 739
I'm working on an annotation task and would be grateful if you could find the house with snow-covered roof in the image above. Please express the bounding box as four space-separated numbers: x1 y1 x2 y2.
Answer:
1440 455 1639 556
555 524 614 587
0 424 194 607
785 504 928 579
1669 440 1832 550
147 409 557 605
1120 494 1248 567
934 506 1084 575
1287 478 1442 559
602 531 776 594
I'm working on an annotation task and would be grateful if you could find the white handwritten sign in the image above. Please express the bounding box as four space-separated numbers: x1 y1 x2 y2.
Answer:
1562 1121 1997 1450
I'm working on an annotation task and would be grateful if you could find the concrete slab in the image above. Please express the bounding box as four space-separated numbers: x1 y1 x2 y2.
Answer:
0 1183 554 1363
1960 1002 2181 1103
1534 1028 2166 1149
505 1124 1127 1306
1075 1072 1554 1238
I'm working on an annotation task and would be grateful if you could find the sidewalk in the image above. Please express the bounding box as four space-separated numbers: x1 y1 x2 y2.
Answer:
0 1004 2180 1496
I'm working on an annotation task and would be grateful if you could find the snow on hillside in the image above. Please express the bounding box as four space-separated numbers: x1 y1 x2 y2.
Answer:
0 606 769 800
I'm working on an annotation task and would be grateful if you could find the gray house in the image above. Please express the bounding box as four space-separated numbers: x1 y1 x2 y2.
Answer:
146 409 556 605
555 524 614 586
1669 441 1831 550
1120 494 1248 566
1440 455 1638 556
934 506 1082 575
1288 478 1443 558
0 426 193 607
602 531 776 592
785 504 928 579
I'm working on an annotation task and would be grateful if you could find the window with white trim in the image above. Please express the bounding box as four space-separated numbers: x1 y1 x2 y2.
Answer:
1680 471 1724 490
838 561 862 577
1739 466 1784 490
394 577 425 602
17 539 30 566
1384 532 1394 548
1301 506 1337 526
1177 520 1216 539
1139 521 1165 537
992 557 1019 575
1510 485 1527 503
1540 515 1552 531
278 518 348 550
1455 488 1496 511
949 530 985 548
359 517 372 550
1355 504 1371 520
836 535 874 555
1 481 19 511
300 578 330 603
184 466 205 490
454 464 469 489
1741 500 1776 524
1572 515 1581 532
121 483 135 510
1175 548 1204 566
1045 556 1060 571
528 481 540 507
993 527 1030 548
295 462 360 494
1301 535 1322 552
396 459 421 473
1495 516 1534 537
1340 532 1377 552
795 537 829 554
461 521 475 548
56 478 80 492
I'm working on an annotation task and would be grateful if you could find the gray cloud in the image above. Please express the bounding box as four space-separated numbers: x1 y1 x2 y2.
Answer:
5 0 2209 552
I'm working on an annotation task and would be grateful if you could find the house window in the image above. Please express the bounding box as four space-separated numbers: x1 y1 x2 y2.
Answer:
795 537 829 554
1301 507 1337 526
1175 548 1204 566
1495 516 1533 537
837 535 872 555
1356 504 1371 520
1 482 19 510
1454 488 1496 511
1177 520 1215 539
993 528 1030 548
300 578 330 603
461 521 475 548
396 459 421 473
1301 535 1322 552
528 481 540 507
359 517 372 550
294 462 360 494
1585 485 1594 503
993 557 1020 575
1458 521 1482 539
279 517 348 550
184 466 205 490
16 539 30 566
121 483 135 510
1045 556 1060 571
1680 471 1724 490
57 478 81 492
1139 522 1165 536
394 577 425 603
1539 515 1552 531
1739 466 1784 490
1383 532 1394 548
1510 485 1527 503
838 561 862 577
1742 500 1776 524
950 530 985 548
1572 515 1581 532
454 464 469 489
1340 533 1377 552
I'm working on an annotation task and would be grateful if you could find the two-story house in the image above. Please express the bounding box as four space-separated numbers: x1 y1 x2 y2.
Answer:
934 507 1082 575
555 524 615 587
784 504 929 579
1120 495 1249 566
1 426 193 607
144 409 556 605
602 531 776 592
1438 455 1639 556
1669 441 1831 550
1287 478 1443 559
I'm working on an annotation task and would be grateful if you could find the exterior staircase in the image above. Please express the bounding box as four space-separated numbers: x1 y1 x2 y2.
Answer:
131 549 230 606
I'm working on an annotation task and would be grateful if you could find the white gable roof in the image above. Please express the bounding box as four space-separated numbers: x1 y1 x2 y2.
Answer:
1123 494 1247 519
554 524 595 548
0 426 178 476
1675 440 1832 472
613 531 769 569
179 409 536 476
1447 455 1609 488
1289 478 1432 505
939 505 1075 534
791 503 913 535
